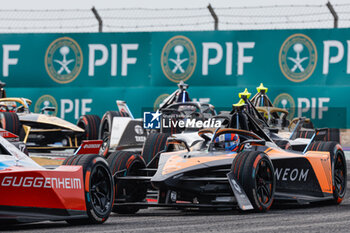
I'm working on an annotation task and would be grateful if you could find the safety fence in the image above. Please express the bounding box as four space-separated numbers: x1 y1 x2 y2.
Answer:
0 2 349 33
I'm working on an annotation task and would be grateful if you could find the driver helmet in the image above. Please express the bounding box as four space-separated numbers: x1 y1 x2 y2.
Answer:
214 133 240 151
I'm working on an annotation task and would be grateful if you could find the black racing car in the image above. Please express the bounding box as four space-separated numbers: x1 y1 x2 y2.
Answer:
97 81 216 156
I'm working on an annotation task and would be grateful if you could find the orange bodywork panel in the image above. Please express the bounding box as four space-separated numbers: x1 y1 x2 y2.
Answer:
162 153 235 175
266 148 332 194
161 146 333 194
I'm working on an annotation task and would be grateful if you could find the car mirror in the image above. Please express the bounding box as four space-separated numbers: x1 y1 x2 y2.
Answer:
166 138 190 152
41 106 56 115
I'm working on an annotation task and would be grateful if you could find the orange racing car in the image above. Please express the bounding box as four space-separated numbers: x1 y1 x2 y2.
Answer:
107 103 346 213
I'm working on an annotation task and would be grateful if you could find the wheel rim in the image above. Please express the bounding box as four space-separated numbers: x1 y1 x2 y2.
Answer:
255 158 274 206
334 151 346 196
90 164 113 216
99 120 110 155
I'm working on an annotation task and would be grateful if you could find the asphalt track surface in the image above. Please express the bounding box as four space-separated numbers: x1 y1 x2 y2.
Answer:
2 160 350 232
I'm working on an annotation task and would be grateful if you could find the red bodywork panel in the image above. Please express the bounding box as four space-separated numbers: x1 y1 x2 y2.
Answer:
0 128 18 139
0 166 86 211
76 140 102 155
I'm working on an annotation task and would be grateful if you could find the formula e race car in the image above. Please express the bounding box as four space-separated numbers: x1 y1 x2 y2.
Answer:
0 136 114 225
156 81 216 134
231 87 340 152
250 83 339 142
97 81 216 156
105 102 346 214
0 97 100 151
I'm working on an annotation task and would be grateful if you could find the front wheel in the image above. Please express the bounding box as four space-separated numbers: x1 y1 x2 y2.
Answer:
231 151 275 212
107 151 147 214
65 154 114 224
141 133 169 167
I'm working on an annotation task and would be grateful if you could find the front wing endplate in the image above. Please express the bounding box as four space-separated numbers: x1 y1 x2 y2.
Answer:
227 171 254 211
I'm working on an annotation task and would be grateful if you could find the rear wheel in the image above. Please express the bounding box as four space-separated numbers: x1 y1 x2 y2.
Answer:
66 154 114 224
99 111 130 157
77 115 101 140
0 112 21 136
231 151 275 212
308 141 347 204
142 133 169 167
107 151 147 214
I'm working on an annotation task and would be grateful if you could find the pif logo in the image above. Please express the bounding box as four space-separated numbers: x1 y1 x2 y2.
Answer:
34 94 58 116
153 93 169 110
161 35 197 83
45 37 83 84
273 93 295 120
279 34 317 83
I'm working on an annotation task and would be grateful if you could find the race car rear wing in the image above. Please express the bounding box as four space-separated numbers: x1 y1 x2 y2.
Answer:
116 100 134 119
74 140 103 155
302 128 330 154
289 117 308 140
0 128 19 141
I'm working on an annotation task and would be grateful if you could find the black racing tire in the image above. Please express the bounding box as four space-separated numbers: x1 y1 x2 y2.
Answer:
62 155 75 165
98 111 130 157
297 129 340 143
325 128 340 143
77 115 101 140
308 141 347 204
142 133 169 167
274 140 291 150
0 112 21 136
66 154 114 225
231 151 275 212
295 130 314 139
107 151 147 214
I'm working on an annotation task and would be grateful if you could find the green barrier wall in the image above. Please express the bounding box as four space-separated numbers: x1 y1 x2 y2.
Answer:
1 29 349 127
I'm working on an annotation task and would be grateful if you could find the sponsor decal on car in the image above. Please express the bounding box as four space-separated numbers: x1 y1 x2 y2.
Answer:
274 168 309 182
83 143 100 149
1 176 82 189
134 125 144 135
76 140 102 154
